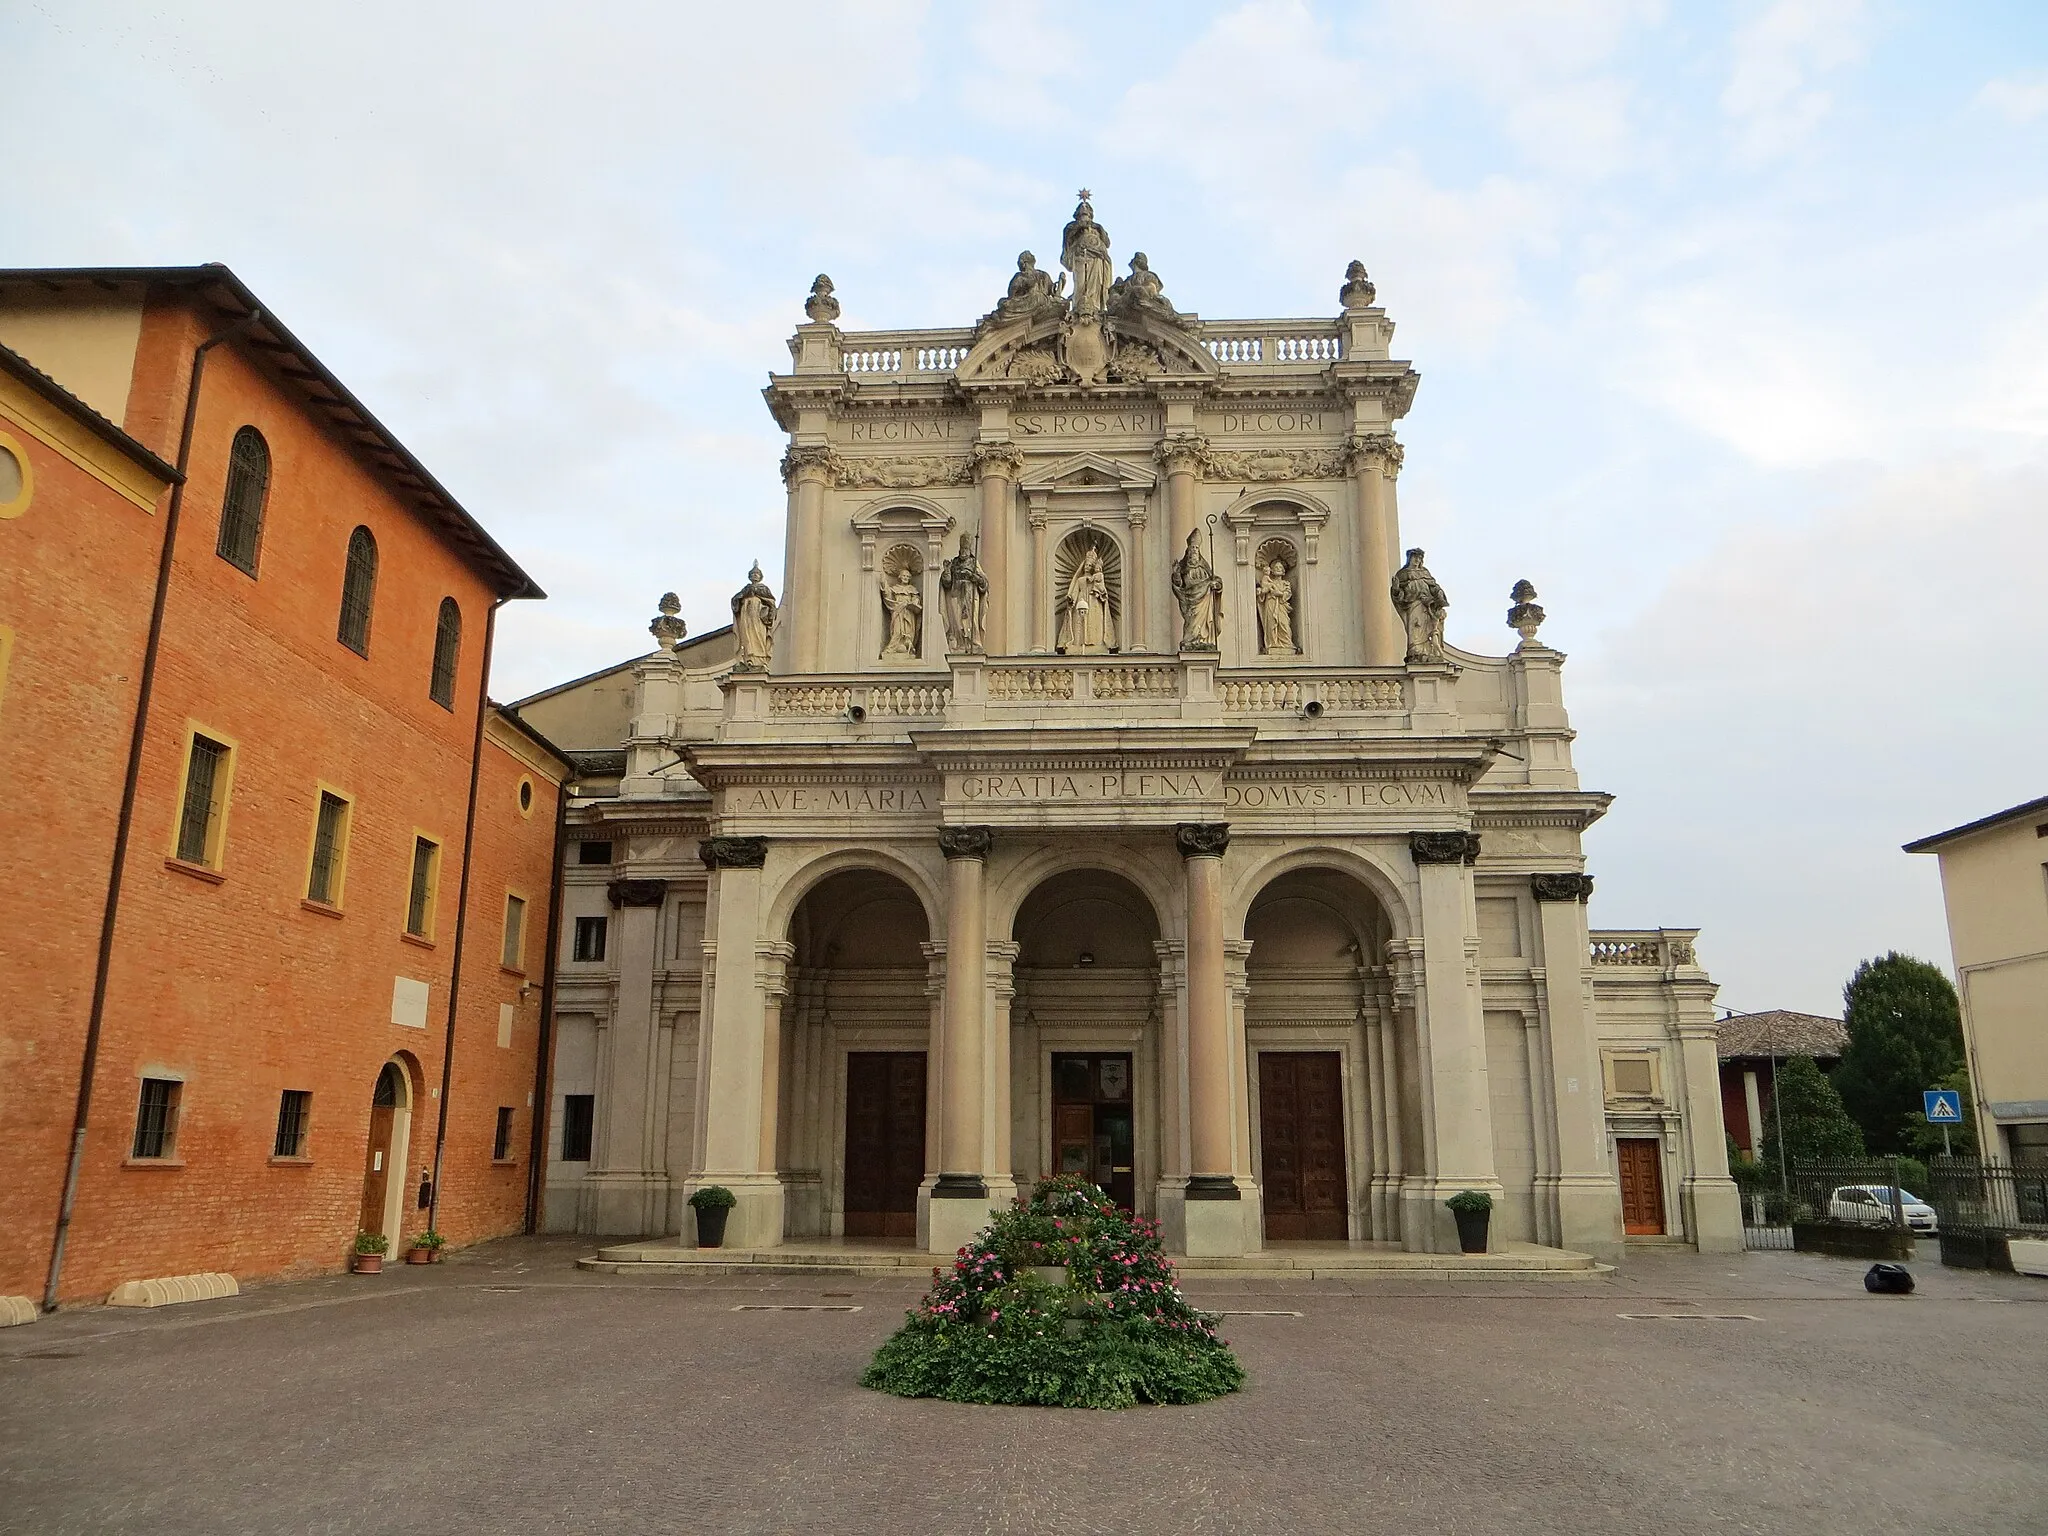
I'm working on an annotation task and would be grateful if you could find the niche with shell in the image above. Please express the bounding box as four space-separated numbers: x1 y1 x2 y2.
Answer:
878 543 925 661
1252 536 1301 656
1052 527 1122 655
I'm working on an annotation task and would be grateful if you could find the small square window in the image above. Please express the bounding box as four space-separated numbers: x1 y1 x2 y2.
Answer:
572 915 608 963
133 1078 182 1159
493 1106 516 1161
561 1094 594 1162
501 894 527 970
577 841 614 866
273 1089 312 1157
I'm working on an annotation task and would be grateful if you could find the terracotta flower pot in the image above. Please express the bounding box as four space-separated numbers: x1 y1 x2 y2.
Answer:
406 1246 434 1264
351 1253 384 1274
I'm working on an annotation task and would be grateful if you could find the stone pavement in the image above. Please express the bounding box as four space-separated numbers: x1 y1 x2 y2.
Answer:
2 1236 2043 1535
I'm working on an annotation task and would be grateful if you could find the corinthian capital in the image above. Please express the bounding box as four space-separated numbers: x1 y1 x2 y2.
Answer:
699 835 769 870
779 444 844 489
969 440 1025 480
938 825 994 861
1409 830 1480 865
1343 431 1404 478
1153 431 1210 474
1531 872 1594 903
1174 822 1231 859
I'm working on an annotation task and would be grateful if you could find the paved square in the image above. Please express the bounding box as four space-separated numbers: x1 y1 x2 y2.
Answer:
2 1238 2043 1535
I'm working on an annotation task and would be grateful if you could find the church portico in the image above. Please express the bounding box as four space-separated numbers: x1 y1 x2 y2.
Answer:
521 197 1742 1263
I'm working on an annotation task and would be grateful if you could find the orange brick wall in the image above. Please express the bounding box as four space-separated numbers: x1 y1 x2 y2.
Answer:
0 410 165 1301
3 292 558 1303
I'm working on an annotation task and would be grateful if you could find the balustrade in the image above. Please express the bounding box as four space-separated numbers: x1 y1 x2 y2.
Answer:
1587 933 1699 968
1217 674 1403 713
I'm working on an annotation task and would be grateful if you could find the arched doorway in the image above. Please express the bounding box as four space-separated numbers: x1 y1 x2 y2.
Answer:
358 1058 416 1248
1012 869 1162 1211
1244 868 1393 1242
787 868 932 1242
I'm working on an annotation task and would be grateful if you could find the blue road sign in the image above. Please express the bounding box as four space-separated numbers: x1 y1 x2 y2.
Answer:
1924 1089 1963 1123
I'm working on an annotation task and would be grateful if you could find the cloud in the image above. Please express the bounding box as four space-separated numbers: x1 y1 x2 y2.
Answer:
1976 68 2048 124
1721 0 1870 161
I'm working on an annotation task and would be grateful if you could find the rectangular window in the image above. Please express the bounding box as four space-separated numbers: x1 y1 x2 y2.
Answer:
501 894 527 970
132 1078 181 1159
273 1089 311 1157
493 1106 515 1161
407 837 440 938
305 792 350 905
572 915 608 963
576 840 614 865
561 1094 594 1162
175 734 231 866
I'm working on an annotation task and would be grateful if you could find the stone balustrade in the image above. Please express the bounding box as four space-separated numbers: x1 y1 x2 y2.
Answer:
1588 931 1701 969
762 677 951 718
1217 672 1404 714
835 330 978 378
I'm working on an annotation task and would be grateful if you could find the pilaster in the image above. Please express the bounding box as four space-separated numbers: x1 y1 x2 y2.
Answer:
580 877 670 1236
1531 873 1623 1260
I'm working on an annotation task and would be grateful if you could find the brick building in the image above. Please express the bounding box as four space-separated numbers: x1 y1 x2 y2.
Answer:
0 266 567 1309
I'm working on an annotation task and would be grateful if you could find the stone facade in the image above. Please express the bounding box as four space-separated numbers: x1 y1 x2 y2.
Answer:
518 206 1741 1259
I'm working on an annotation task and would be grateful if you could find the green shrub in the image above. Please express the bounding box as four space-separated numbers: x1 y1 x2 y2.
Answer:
862 1174 1244 1410
410 1230 445 1250
687 1185 737 1211
1444 1189 1493 1216
353 1230 389 1256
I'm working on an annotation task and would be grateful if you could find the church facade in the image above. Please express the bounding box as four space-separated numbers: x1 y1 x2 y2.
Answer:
517 200 1741 1261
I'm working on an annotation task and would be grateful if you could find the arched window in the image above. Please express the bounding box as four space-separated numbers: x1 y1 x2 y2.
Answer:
337 526 378 655
429 597 461 708
215 426 270 574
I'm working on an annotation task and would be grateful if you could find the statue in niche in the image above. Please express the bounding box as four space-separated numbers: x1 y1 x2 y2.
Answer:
1171 528 1222 652
939 535 989 653
1255 549 1297 656
1061 191 1114 319
729 561 776 671
1109 251 1187 327
879 546 924 661
1056 538 1117 655
990 252 1068 326
1390 547 1449 664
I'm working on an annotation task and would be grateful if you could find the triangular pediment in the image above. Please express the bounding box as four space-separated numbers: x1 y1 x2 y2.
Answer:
1019 450 1157 493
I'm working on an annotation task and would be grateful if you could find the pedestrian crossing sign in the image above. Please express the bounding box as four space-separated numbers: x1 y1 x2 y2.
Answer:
1924 1089 1963 1123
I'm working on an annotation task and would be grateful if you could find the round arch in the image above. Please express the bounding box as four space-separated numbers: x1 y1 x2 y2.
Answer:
987 838 1182 942
1226 843 1413 943
762 845 944 943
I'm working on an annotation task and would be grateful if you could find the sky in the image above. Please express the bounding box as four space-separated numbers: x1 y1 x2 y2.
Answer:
7 0 2045 1018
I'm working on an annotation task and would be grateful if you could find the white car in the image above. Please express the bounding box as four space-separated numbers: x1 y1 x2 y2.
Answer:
1827 1184 1939 1235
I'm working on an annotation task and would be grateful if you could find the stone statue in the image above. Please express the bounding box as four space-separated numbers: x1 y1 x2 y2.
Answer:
1109 251 1183 325
1255 558 1295 656
804 274 841 323
729 561 776 671
1507 579 1546 647
649 591 687 652
879 556 923 661
1170 529 1222 652
991 251 1067 326
1390 548 1449 664
1057 544 1116 654
1061 191 1113 319
1339 259 1376 310
939 536 989 653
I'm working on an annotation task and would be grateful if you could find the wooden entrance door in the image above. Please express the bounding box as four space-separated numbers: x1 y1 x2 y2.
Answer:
358 1064 402 1238
1259 1052 1349 1241
844 1053 926 1242
1616 1137 1666 1235
1051 1054 1136 1210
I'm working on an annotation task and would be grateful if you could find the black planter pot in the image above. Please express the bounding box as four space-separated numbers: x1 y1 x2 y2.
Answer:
694 1205 731 1249
1453 1207 1490 1254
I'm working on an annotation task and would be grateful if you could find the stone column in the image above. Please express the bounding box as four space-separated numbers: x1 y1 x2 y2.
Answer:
930 825 1000 1253
779 446 840 672
1345 433 1403 666
987 939 1022 1207
972 443 1023 656
684 836 784 1248
1674 984 1743 1252
1177 822 1248 1256
580 877 669 1235
1027 502 1051 653
1405 831 1499 1252
1155 433 1208 552
757 939 795 1174
1742 1069 1765 1160
1124 488 1150 653
1531 873 1624 1260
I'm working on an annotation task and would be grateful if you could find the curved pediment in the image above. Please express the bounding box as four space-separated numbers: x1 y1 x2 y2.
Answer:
958 307 1219 391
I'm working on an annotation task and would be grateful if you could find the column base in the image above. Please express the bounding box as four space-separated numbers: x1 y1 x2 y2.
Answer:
577 1172 672 1237
926 1176 1004 1256
682 1173 785 1249
1553 1173 1625 1263
1183 1181 1253 1258
1681 1177 1744 1253
1401 1179 1504 1253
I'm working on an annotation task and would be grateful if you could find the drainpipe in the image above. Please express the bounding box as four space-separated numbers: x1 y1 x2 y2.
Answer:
425 594 508 1239
524 766 572 1231
43 307 257 1312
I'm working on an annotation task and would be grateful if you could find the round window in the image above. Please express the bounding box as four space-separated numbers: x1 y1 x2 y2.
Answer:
518 779 534 814
0 436 30 518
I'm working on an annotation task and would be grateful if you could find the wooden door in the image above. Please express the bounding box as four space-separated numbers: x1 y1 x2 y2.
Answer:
1259 1052 1349 1241
1616 1138 1666 1235
844 1053 926 1242
359 1104 394 1236
1050 1054 1136 1210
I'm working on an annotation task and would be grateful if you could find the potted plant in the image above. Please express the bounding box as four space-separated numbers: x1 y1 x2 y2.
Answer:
689 1185 738 1249
1445 1189 1493 1254
351 1230 389 1274
406 1229 445 1265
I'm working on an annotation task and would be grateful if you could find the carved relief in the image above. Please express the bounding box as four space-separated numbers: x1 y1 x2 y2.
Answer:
780 443 844 489
968 441 1026 480
1342 431 1405 478
1200 445 1349 482
878 544 925 661
1004 344 1066 385
1153 432 1210 473
836 456 974 489
607 877 668 908
698 837 769 870
1253 539 1299 656
1106 340 1166 382
1053 528 1120 655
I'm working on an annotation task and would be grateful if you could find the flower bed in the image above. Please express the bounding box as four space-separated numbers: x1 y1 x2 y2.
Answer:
861 1175 1245 1410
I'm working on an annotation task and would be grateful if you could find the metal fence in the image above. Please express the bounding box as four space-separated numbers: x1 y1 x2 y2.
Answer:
1927 1158 2048 1267
1737 1158 1931 1251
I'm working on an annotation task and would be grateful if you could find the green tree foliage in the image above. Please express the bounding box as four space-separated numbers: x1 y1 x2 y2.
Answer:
1761 1054 1865 1167
1834 952 1965 1154
1904 1064 1979 1160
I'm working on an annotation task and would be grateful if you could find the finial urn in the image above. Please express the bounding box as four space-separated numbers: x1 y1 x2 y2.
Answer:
1340 260 1377 310
1507 579 1546 648
649 591 688 652
804 274 841 324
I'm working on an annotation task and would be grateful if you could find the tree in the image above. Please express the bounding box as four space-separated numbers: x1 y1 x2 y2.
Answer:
1833 952 1965 1155
1904 1064 1979 1160
1761 1054 1865 1168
